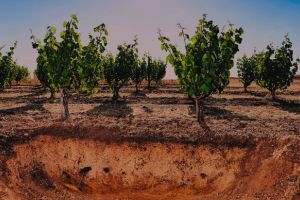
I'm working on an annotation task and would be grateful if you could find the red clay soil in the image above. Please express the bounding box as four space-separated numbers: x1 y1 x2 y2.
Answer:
0 126 298 200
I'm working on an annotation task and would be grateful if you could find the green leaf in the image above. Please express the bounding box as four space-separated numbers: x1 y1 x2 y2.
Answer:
200 84 209 94
104 28 109 36
188 87 195 96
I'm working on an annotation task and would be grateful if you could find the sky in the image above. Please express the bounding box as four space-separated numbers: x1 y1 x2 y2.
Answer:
0 0 299 79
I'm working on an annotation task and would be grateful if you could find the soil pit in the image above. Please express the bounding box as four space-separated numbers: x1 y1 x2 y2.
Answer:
1 129 300 200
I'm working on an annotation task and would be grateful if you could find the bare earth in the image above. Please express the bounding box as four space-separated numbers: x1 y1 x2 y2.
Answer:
0 78 299 199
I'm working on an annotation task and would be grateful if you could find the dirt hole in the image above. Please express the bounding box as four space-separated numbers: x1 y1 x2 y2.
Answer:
103 167 110 173
2 132 299 200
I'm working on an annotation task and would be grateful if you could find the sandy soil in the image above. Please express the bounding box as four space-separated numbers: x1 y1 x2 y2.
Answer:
0 78 299 199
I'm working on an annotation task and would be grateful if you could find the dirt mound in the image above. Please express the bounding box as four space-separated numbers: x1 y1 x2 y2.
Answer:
0 128 299 199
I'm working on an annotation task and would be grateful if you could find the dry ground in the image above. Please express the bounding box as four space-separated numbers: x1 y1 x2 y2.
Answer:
0 78 299 139
0 78 299 200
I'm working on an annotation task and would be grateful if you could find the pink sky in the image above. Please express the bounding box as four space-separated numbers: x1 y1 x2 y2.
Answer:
1 0 299 79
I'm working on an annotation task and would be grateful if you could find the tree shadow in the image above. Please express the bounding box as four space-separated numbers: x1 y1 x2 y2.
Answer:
247 89 300 97
0 86 47 103
130 90 148 98
0 98 50 116
87 101 133 118
226 86 243 89
209 97 269 107
1 84 42 92
142 87 183 95
0 85 51 116
274 99 300 115
158 97 179 104
0 88 35 94
278 90 300 96
189 105 255 121
75 95 193 106
222 90 244 95
206 106 255 121
248 91 268 98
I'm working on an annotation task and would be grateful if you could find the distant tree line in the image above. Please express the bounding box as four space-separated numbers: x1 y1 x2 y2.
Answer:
0 43 29 91
103 39 166 102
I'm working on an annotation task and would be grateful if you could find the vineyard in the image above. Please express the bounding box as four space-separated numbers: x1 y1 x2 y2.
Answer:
0 14 299 200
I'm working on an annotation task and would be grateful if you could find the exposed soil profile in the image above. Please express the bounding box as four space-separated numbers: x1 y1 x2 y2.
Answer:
0 80 299 199
0 127 299 200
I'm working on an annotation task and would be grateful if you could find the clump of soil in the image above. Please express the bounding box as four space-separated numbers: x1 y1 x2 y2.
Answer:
0 127 299 200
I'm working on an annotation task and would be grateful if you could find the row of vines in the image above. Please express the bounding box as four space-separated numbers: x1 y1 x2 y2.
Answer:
0 14 298 124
